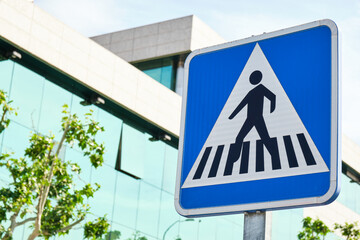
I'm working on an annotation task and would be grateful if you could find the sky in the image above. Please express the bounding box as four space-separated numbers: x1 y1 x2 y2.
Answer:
35 0 360 145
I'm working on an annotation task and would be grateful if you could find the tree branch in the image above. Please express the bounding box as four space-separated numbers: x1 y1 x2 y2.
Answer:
29 121 71 240
56 120 71 156
15 217 36 227
0 108 8 125
1 212 19 240
9 212 18 233
42 217 84 236
56 217 84 233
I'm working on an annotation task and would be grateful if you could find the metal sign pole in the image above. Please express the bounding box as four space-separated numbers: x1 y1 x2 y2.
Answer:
243 211 266 240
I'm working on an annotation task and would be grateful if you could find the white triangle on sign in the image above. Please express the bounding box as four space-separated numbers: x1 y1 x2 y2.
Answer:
182 43 329 189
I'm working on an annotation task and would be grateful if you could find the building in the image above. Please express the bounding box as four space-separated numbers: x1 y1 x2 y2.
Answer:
0 0 359 239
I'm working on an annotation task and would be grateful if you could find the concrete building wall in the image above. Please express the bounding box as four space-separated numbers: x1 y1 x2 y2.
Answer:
0 0 181 137
1 1 360 239
343 134 360 173
91 15 225 63
304 201 360 237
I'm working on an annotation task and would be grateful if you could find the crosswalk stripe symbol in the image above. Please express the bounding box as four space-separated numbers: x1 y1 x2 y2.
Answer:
182 43 329 189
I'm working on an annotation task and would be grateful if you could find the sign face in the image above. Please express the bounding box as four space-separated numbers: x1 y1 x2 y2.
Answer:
175 20 340 217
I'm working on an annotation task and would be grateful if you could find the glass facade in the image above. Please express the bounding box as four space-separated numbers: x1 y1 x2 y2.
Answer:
337 174 360 214
134 57 176 91
0 59 243 240
271 209 303 239
0 57 358 240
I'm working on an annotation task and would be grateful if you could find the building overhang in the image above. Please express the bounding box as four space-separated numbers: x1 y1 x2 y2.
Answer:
0 0 182 147
91 15 226 63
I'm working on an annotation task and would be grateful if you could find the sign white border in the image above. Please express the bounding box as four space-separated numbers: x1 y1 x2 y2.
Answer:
175 19 340 217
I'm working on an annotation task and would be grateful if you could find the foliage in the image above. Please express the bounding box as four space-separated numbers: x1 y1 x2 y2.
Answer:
126 231 148 240
84 217 110 240
334 222 360 240
100 230 121 240
99 230 148 240
298 217 360 240
0 90 109 240
0 90 16 134
298 217 331 240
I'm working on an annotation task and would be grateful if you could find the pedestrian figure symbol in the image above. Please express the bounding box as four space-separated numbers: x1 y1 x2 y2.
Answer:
176 21 339 216
225 70 281 176
181 43 329 189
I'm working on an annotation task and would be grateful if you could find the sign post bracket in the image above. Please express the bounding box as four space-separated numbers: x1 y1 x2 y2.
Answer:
243 211 266 240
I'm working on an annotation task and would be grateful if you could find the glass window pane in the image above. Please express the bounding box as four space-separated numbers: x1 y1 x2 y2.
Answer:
136 181 161 238
178 217 200 240
215 219 238 240
97 108 122 167
120 123 145 178
143 133 165 187
222 214 244 226
9 63 44 130
160 65 173 89
38 80 72 139
11 224 24 240
136 57 175 90
195 216 217 240
143 68 162 82
337 173 360 214
1 121 31 159
162 144 178 194
158 192 180 240
0 134 3 155
65 148 92 189
112 172 140 229
220 215 244 240
70 94 97 122
0 60 14 92
272 208 303 239
111 223 135 240
89 165 116 218
0 122 31 188
232 220 244 240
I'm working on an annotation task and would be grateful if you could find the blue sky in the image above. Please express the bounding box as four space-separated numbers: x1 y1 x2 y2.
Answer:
35 0 360 145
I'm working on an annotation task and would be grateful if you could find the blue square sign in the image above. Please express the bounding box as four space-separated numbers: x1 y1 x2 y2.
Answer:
175 20 340 217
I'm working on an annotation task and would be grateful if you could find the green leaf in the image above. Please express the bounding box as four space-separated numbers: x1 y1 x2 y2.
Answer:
0 95 108 239
298 217 331 240
84 216 109 239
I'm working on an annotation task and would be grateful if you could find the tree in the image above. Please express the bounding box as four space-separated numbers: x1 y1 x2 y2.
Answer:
0 90 16 134
0 90 109 239
100 230 149 240
298 217 360 240
334 222 360 240
101 230 121 240
126 231 148 240
298 217 331 240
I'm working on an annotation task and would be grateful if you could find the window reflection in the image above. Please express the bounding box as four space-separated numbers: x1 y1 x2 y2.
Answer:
1 55 352 240
337 173 360 214
272 209 303 239
112 173 140 229
134 57 176 90
116 123 145 179
10 63 44 130
136 181 161 237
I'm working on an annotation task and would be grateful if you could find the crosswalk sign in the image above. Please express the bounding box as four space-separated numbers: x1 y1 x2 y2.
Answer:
175 20 340 217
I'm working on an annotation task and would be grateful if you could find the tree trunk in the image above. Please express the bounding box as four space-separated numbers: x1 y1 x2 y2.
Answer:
1 212 19 240
27 230 39 240
1 235 12 240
